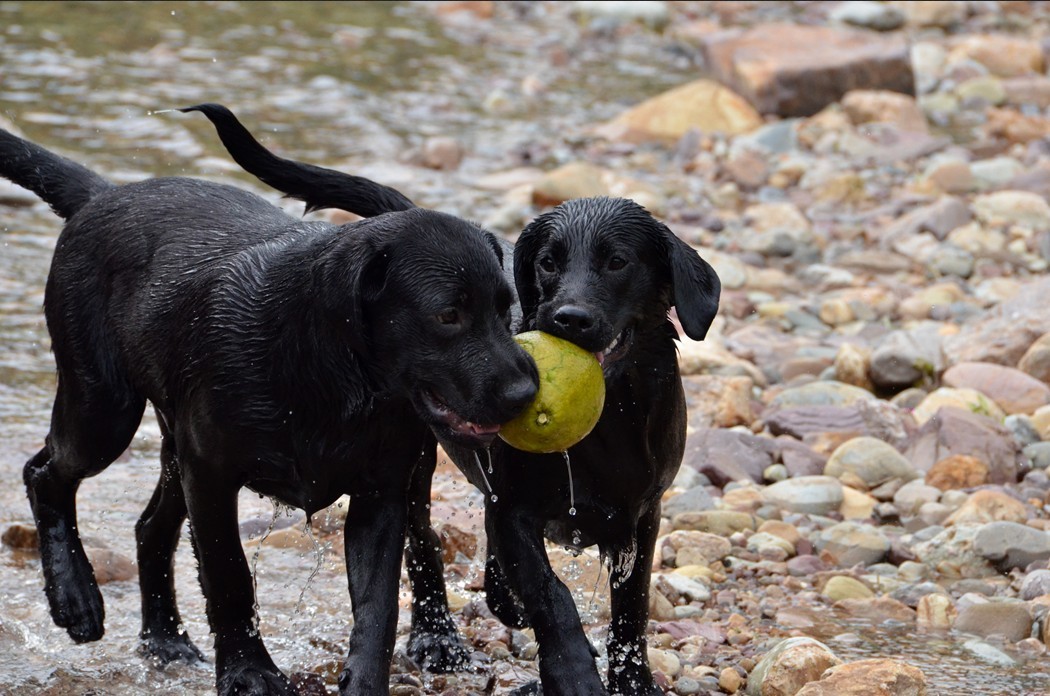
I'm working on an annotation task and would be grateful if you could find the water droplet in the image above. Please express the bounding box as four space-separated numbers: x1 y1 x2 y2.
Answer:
491 494 498 502
569 506 577 516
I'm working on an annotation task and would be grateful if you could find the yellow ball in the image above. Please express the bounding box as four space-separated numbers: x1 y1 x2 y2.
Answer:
499 331 606 453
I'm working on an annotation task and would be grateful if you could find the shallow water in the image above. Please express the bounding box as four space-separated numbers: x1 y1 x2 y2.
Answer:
2 2 1050 694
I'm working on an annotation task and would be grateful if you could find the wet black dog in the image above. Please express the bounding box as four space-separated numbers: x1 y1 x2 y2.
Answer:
191 104 721 695
0 123 538 695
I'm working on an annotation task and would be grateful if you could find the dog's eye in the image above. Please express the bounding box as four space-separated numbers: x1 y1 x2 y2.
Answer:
608 256 627 271
539 256 556 273
437 309 460 325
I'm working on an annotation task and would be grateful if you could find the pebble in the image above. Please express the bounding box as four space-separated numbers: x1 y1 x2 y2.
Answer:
745 637 842 696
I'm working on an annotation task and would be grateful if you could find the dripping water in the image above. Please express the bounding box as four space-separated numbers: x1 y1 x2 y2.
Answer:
473 450 498 502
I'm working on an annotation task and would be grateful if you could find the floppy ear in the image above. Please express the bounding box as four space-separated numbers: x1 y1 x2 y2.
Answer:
512 215 553 327
663 227 721 340
482 231 505 268
318 229 390 356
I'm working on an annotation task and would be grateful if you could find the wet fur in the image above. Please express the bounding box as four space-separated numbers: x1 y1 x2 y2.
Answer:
0 124 537 696
191 104 721 695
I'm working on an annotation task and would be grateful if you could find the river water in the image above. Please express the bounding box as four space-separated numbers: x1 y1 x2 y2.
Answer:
1 2 1049 695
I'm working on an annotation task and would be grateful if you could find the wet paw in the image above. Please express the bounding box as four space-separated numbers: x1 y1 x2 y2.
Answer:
407 630 472 673
217 662 294 696
44 560 104 643
140 632 207 667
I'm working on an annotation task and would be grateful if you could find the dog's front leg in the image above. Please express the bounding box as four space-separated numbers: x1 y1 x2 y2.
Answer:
487 505 608 696
182 467 293 696
605 503 662 696
405 438 473 672
339 491 408 695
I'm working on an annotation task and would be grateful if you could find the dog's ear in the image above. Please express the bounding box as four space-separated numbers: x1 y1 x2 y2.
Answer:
320 231 390 356
513 215 553 326
483 231 504 268
663 226 720 341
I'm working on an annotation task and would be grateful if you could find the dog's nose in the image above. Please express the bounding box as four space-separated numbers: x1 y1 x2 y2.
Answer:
502 373 538 415
552 305 594 333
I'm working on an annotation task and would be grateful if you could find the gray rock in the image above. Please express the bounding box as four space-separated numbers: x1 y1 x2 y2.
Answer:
682 429 777 487
814 520 891 567
663 485 716 518
893 480 942 516
824 436 919 489
1020 569 1050 600
927 243 975 278
1025 442 1050 470
1005 414 1042 447
963 639 1019 667
830 0 906 31
943 276 1050 366
912 524 997 578
763 476 845 516
954 601 1034 642
973 521 1050 571
768 381 876 409
869 324 945 390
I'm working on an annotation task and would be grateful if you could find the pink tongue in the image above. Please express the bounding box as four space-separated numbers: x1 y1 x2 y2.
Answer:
458 421 501 436
594 352 605 365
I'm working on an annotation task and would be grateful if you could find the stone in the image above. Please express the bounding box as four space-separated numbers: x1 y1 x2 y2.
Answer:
973 190 1050 233
954 601 1033 642
745 637 842 696
911 388 1006 426
926 455 989 491
420 136 463 170
595 79 762 143
962 639 1018 667
945 491 1029 526
973 521 1050 571
763 476 845 516
671 510 756 536
869 326 944 391
682 429 776 487
1 523 38 550
841 90 927 132
834 596 917 624
1020 569 1050 600
681 375 755 429
1018 332 1050 384
834 343 873 390
663 485 716 519
882 196 971 243
648 647 682 678
830 1 906 31
700 24 914 118
531 161 662 210
896 0 968 28
916 593 956 630
814 521 890 567
794 659 928 696
1003 76 1050 108
824 436 918 490
571 0 670 28
893 480 942 517
662 530 732 568
841 486 878 520
903 407 1021 483
1033 405 1050 440
747 532 795 559
949 35 1044 78
678 335 767 384
943 361 1050 415
926 244 974 279
718 666 744 694
912 525 997 579
85 547 137 585
768 381 876 410
822 575 874 601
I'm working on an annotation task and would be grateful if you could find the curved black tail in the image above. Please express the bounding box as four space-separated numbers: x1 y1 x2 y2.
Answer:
0 129 112 220
179 103 415 218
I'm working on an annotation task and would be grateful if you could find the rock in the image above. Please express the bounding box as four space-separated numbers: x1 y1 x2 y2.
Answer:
436 522 478 563
531 161 662 210
671 510 755 536
903 407 1021 483
945 277 1050 366
973 190 1050 233
945 491 1029 526
794 659 928 696
1033 405 1050 440
842 90 926 132
944 362 1050 415
1003 75 1050 108
747 531 795 560
911 388 1006 426
834 596 917 624
1018 332 1050 384
763 476 845 516
1026 441 1050 470
949 35 1044 79
682 429 776 487
815 521 890 567
913 525 997 578
769 381 876 409
893 480 943 516
757 520 802 548
973 521 1050 570
595 79 762 143
916 593 956 630
85 547 137 584
841 486 878 520
648 647 681 678
834 343 872 390
571 0 670 28
1020 569 1050 600
420 136 463 170
718 666 744 694
822 575 874 601
954 601 1033 642
678 335 767 384
745 637 842 696
830 1 905 31
926 244 974 278
700 24 914 118
925 455 989 491
883 196 971 243
897 0 968 27
682 375 755 429
663 485 716 519
869 326 944 391
824 436 918 490
662 530 732 568
963 639 1019 666
1 523 38 550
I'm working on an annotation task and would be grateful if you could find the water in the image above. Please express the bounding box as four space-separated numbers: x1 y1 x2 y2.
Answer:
2 2 1049 694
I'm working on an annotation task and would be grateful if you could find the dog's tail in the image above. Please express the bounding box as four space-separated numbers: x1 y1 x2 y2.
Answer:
180 103 416 218
0 128 113 220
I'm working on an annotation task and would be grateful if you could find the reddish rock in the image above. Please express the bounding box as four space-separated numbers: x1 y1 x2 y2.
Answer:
926 455 990 491
943 276 1050 366
2 523 38 550
700 23 914 117
903 407 1020 483
795 659 928 696
682 428 776 486
942 361 1050 415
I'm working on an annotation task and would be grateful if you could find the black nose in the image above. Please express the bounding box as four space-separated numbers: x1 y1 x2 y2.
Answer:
502 373 538 415
553 305 594 333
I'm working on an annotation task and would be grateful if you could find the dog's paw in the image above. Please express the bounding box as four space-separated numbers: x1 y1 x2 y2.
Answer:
139 632 207 667
509 681 543 696
407 631 472 673
44 564 105 643
216 662 294 696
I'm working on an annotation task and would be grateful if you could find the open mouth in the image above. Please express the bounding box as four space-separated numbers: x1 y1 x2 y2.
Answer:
421 389 501 443
595 326 633 366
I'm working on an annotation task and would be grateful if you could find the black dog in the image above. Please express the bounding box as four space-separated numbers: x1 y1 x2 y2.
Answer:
0 122 538 695
191 104 721 695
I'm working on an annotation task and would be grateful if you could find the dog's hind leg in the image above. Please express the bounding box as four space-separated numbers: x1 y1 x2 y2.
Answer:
135 413 205 666
404 438 472 672
605 504 661 696
24 376 146 644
